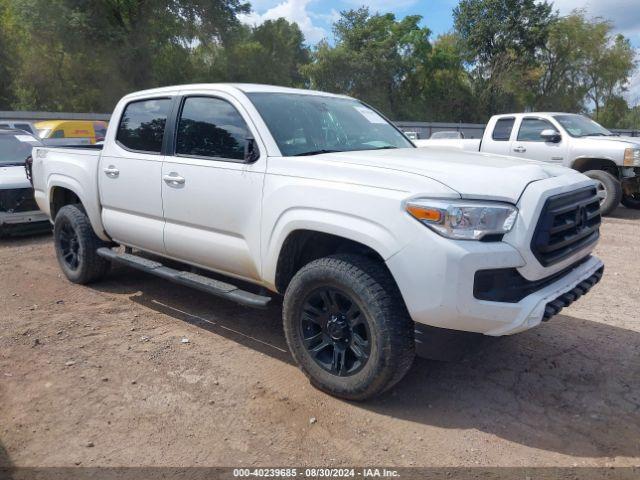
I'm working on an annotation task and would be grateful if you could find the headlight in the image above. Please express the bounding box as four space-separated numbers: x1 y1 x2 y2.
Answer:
405 199 518 240
624 147 640 167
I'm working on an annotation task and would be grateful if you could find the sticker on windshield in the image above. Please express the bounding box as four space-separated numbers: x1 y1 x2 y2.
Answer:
354 106 387 124
14 134 37 143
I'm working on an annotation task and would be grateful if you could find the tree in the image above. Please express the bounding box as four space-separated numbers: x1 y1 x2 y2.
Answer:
303 7 431 119
403 33 478 121
227 19 310 87
3 0 250 111
534 11 636 118
453 0 556 116
0 1 17 108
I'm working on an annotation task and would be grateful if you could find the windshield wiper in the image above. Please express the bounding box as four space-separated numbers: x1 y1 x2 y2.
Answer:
294 149 342 156
1 162 25 167
374 146 398 150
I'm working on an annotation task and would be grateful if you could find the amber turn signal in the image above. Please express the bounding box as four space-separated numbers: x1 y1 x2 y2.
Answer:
406 204 442 223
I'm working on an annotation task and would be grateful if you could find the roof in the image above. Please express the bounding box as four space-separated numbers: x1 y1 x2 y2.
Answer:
493 112 579 117
121 83 350 100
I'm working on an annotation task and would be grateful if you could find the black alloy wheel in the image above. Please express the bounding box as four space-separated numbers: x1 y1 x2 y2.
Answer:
300 287 371 377
57 219 81 271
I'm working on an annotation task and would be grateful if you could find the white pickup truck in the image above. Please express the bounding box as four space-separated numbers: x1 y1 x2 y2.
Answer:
31 84 604 400
415 112 640 216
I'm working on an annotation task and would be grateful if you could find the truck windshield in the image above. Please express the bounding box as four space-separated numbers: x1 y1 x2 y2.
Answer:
247 92 414 156
553 115 614 138
0 133 42 166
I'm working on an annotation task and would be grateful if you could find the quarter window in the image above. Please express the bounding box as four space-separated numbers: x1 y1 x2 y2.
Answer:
176 97 250 161
517 118 556 142
116 98 172 153
492 118 515 141
15 124 34 133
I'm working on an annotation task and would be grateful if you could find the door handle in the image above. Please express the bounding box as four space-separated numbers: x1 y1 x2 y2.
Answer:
163 173 185 187
104 166 120 178
513 146 527 153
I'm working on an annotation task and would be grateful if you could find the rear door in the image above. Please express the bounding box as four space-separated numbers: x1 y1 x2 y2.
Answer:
510 116 568 165
99 96 175 254
161 92 266 281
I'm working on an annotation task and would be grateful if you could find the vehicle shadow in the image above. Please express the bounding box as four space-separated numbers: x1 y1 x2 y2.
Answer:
0 230 51 248
94 266 640 459
608 205 640 220
0 440 13 478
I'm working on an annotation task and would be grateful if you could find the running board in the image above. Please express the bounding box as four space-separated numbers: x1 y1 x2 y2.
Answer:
96 248 271 309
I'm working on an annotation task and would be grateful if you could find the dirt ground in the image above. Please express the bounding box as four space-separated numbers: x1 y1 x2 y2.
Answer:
1 207 639 468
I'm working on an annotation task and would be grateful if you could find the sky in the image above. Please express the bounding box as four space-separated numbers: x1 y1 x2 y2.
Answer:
239 0 640 104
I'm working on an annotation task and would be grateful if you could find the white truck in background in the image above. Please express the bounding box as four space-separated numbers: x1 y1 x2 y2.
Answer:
30 84 604 400
415 113 640 216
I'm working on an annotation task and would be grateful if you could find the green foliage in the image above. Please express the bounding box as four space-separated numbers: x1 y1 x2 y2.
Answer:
453 0 556 116
0 0 637 129
535 11 636 122
303 8 432 118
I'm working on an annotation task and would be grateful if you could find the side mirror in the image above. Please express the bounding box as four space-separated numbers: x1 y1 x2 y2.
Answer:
244 137 260 163
540 129 561 143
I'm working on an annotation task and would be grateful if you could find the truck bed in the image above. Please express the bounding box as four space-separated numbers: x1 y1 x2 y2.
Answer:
31 145 103 232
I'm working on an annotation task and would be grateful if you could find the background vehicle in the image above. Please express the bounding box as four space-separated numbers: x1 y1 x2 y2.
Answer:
404 131 419 140
0 120 38 135
30 84 604 400
0 129 49 236
431 131 465 139
415 112 640 216
35 120 108 144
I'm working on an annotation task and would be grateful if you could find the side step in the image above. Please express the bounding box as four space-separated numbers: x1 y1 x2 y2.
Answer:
96 248 271 309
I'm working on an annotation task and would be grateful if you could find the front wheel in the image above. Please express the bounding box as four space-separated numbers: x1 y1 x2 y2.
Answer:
54 204 110 284
583 170 622 216
283 254 415 401
621 192 640 210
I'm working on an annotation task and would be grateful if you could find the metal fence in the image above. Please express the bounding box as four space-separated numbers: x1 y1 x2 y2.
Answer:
395 121 640 139
1 111 638 139
0 111 111 122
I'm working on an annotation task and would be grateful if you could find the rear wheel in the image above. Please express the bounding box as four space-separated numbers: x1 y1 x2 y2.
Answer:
621 192 640 210
54 204 109 284
283 254 415 401
583 170 622 216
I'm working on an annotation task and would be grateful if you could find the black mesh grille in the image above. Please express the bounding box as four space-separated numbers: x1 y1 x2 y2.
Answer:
0 188 39 213
531 186 601 267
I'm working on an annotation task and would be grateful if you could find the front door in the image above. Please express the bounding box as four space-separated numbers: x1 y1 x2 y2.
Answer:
510 117 568 165
99 97 175 254
162 93 266 281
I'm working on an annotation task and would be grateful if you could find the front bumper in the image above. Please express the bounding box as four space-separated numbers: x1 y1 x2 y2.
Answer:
0 210 50 235
386 217 604 337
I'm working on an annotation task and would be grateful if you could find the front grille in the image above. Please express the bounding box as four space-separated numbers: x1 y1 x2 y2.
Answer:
531 186 601 267
0 188 39 213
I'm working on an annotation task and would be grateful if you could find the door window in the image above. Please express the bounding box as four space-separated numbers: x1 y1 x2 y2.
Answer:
116 98 172 153
517 118 556 142
491 118 515 141
176 96 250 161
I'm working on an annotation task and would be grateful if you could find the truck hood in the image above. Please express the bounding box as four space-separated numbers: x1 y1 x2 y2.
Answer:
321 147 577 203
585 135 640 147
0 165 30 189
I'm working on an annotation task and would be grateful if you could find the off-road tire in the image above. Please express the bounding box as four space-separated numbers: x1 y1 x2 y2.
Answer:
621 193 640 210
54 204 109 284
584 170 622 216
283 254 415 401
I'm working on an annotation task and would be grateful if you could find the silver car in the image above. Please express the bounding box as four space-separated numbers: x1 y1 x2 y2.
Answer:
0 129 50 236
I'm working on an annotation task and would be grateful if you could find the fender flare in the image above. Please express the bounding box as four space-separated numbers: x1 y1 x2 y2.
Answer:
262 207 405 289
47 174 110 242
